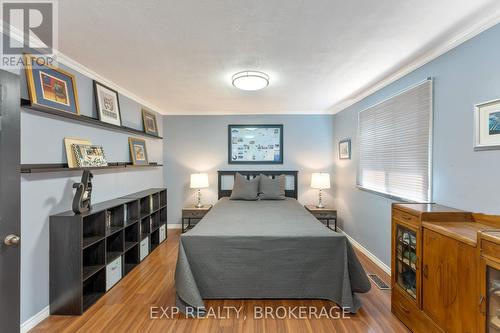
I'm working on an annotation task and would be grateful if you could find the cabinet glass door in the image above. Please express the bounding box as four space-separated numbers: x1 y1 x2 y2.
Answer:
487 266 500 332
396 224 417 300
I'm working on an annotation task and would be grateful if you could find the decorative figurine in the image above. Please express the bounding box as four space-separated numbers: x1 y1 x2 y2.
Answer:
72 170 93 214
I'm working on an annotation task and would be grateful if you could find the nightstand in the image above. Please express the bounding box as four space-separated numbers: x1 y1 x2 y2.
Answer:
182 205 212 233
304 205 338 231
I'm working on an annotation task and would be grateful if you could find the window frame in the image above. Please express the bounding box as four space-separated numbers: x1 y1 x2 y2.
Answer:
355 78 434 203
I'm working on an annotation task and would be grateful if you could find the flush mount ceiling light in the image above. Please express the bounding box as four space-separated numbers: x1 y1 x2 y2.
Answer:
232 71 269 91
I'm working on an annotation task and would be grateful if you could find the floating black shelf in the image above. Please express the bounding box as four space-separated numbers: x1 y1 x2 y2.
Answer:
21 162 162 174
21 98 163 139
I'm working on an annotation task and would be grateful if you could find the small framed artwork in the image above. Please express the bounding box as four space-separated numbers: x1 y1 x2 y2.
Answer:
142 109 159 136
339 139 351 160
24 55 80 115
72 144 108 167
475 99 500 150
228 124 283 164
64 137 92 168
129 137 149 165
94 81 122 126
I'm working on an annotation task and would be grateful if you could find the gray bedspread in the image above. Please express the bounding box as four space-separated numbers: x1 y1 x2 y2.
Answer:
175 198 371 315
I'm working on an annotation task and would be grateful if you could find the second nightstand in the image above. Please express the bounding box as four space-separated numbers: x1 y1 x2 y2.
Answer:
304 205 338 231
182 205 212 233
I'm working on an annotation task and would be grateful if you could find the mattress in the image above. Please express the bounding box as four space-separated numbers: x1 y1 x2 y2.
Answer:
175 197 371 315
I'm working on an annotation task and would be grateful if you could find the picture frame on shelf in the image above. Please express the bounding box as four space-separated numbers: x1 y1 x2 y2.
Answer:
94 80 122 126
228 124 283 164
24 54 80 115
142 109 159 136
64 137 92 168
129 137 149 165
72 144 108 167
339 139 351 160
474 98 500 150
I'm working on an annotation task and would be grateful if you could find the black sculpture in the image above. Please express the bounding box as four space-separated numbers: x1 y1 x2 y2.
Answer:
72 170 93 214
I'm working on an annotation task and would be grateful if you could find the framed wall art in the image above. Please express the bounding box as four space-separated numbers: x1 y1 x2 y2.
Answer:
339 139 351 160
24 54 80 115
64 137 92 168
475 99 500 150
228 124 283 164
94 80 122 126
142 109 159 136
129 137 149 165
72 144 108 167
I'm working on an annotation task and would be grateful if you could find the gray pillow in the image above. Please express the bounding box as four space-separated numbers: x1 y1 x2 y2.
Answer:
259 174 286 200
229 173 260 200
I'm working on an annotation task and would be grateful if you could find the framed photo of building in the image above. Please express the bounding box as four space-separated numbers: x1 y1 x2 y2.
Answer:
72 144 108 167
142 109 159 136
64 137 92 168
228 124 283 164
24 54 80 115
475 99 500 150
129 137 149 165
339 139 351 159
94 81 122 126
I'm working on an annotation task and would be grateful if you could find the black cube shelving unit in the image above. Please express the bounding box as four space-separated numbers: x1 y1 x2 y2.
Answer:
49 188 167 315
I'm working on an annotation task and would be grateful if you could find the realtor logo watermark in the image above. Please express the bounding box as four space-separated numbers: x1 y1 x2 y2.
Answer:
1 0 58 68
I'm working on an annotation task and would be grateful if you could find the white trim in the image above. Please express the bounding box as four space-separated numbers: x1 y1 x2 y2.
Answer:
338 227 391 276
167 223 182 229
20 306 49 333
330 9 500 115
56 52 166 115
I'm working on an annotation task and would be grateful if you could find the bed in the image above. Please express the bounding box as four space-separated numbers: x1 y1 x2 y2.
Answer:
175 171 371 315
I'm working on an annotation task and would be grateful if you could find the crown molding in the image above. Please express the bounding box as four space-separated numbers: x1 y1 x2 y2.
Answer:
329 8 500 115
161 109 334 116
56 52 166 115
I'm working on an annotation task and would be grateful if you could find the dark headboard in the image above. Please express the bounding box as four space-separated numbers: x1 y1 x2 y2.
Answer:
217 170 298 199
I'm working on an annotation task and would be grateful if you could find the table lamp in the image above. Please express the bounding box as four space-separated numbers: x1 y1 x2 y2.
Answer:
311 173 330 208
190 173 209 208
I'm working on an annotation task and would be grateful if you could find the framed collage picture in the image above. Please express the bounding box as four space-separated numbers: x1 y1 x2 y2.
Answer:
475 98 500 150
94 81 122 126
24 55 80 115
228 124 283 164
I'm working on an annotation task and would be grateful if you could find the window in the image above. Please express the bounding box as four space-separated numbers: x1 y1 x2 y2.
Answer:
357 79 432 202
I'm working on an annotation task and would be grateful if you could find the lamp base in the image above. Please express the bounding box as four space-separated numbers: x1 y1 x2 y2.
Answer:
195 203 204 208
316 203 325 209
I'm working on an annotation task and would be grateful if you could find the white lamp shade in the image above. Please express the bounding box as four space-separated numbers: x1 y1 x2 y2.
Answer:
190 173 209 189
310 173 331 189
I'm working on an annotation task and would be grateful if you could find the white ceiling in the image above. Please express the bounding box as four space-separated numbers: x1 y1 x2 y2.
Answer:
58 0 500 115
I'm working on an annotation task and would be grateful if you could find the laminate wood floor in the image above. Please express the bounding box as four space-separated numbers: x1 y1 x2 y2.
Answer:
31 230 410 333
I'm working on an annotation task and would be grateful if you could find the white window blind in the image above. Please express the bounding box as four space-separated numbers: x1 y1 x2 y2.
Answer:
357 79 432 202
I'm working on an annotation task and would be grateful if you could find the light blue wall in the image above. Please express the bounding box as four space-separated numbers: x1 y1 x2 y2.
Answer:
333 23 500 267
16 63 164 322
163 115 335 226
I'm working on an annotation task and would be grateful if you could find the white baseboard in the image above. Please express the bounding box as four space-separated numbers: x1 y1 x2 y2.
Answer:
167 224 182 229
338 227 391 276
21 305 49 333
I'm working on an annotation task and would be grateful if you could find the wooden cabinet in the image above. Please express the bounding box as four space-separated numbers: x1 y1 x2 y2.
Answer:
479 231 500 333
422 228 479 333
391 203 488 333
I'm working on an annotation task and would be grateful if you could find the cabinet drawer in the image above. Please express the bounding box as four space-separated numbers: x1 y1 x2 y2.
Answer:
481 239 500 261
140 237 149 261
393 209 419 225
315 212 335 219
183 211 205 219
392 288 443 333
159 224 166 243
106 256 122 291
